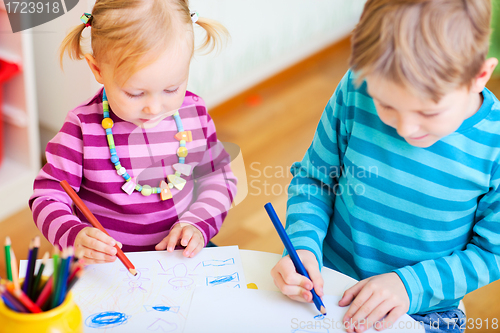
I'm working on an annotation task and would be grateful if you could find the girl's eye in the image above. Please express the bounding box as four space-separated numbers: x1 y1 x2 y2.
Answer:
165 88 179 94
125 92 143 99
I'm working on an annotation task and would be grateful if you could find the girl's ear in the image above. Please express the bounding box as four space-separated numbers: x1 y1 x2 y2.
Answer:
85 54 105 84
471 57 498 93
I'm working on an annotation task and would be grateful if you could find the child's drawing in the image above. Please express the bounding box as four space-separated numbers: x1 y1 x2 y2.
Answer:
158 261 199 290
71 247 246 332
144 305 180 314
206 272 240 286
147 318 178 332
202 258 235 267
85 311 130 329
121 267 150 293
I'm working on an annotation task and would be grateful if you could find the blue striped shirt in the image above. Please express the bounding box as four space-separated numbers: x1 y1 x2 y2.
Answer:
286 69 500 314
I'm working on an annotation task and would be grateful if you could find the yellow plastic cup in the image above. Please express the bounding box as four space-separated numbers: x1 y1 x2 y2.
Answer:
0 278 83 333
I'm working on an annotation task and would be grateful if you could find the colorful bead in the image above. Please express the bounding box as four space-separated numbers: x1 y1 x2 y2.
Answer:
173 163 193 176
160 180 173 201
167 174 187 190
174 131 192 142
107 134 115 147
175 171 181 177
122 180 136 195
111 155 119 163
102 118 114 129
168 183 174 189
141 185 152 196
177 147 188 158
117 167 126 176
180 140 186 146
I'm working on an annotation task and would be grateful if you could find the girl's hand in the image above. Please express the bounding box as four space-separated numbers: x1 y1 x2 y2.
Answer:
271 250 324 303
155 223 205 258
74 227 122 265
339 272 410 333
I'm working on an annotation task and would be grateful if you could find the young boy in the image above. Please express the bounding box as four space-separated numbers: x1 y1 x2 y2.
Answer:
271 1 499 332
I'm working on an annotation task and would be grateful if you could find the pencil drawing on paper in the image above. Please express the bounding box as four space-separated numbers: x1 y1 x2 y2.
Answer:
206 272 240 286
85 311 130 329
121 267 150 293
144 304 180 313
202 258 235 267
147 318 178 332
157 261 199 290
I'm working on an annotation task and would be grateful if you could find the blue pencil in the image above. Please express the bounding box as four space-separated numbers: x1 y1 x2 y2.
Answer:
264 202 327 315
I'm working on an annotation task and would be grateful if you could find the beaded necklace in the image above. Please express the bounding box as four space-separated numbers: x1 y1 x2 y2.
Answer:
101 88 193 200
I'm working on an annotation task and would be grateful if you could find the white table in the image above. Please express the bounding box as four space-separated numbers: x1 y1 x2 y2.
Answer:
239 249 425 333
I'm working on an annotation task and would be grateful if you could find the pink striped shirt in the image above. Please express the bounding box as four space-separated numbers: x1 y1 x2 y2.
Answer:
30 89 237 251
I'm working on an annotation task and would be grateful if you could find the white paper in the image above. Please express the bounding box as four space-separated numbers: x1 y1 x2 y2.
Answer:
183 288 424 333
22 246 246 333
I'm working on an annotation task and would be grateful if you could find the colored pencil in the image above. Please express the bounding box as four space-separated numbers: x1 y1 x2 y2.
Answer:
6 282 42 313
28 237 40 299
51 247 60 307
21 239 33 294
60 180 137 275
31 251 49 300
57 247 72 307
4 237 12 281
52 248 67 309
0 284 27 313
68 259 84 285
35 276 53 308
264 202 327 315
9 249 20 291
66 269 83 293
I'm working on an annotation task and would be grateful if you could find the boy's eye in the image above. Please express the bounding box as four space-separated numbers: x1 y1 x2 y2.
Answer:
165 88 179 94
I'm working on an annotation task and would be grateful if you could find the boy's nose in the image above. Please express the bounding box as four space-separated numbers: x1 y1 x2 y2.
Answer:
395 115 420 138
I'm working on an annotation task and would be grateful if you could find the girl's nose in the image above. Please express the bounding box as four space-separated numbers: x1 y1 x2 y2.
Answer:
143 96 162 115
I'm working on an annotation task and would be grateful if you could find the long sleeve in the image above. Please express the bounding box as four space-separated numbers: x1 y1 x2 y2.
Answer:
175 111 237 245
30 111 88 249
285 72 351 267
394 170 500 314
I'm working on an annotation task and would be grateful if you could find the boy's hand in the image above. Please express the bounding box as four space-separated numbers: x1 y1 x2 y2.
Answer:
340 272 410 332
155 223 205 258
74 227 122 265
271 250 324 303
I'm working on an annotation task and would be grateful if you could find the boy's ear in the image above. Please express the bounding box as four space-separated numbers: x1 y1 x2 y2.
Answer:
471 58 498 93
85 54 105 85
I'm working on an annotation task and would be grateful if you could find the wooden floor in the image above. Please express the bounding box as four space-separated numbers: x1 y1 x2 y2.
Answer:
2 37 500 331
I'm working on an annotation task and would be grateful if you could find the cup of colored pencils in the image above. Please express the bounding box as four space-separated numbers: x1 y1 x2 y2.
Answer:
0 237 83 333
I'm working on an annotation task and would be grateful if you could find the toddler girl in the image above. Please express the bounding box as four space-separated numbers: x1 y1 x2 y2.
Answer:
30 0 237 265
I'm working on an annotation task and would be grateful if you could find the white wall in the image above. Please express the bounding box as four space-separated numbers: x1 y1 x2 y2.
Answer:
32 0 365 147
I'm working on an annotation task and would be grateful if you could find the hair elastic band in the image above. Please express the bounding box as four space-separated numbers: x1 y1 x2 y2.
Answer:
190 11 199 24
80 13 92 27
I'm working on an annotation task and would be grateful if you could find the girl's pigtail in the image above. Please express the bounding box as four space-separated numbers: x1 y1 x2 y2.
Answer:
58 23 88 70
195 17 230 54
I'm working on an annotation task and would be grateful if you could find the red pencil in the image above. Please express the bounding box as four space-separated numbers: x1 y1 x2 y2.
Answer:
59 180 137 276
6 283 42 313
35 276 53 308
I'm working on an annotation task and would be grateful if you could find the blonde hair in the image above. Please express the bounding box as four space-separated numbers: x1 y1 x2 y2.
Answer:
59 0 228 85
350 0 492 102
